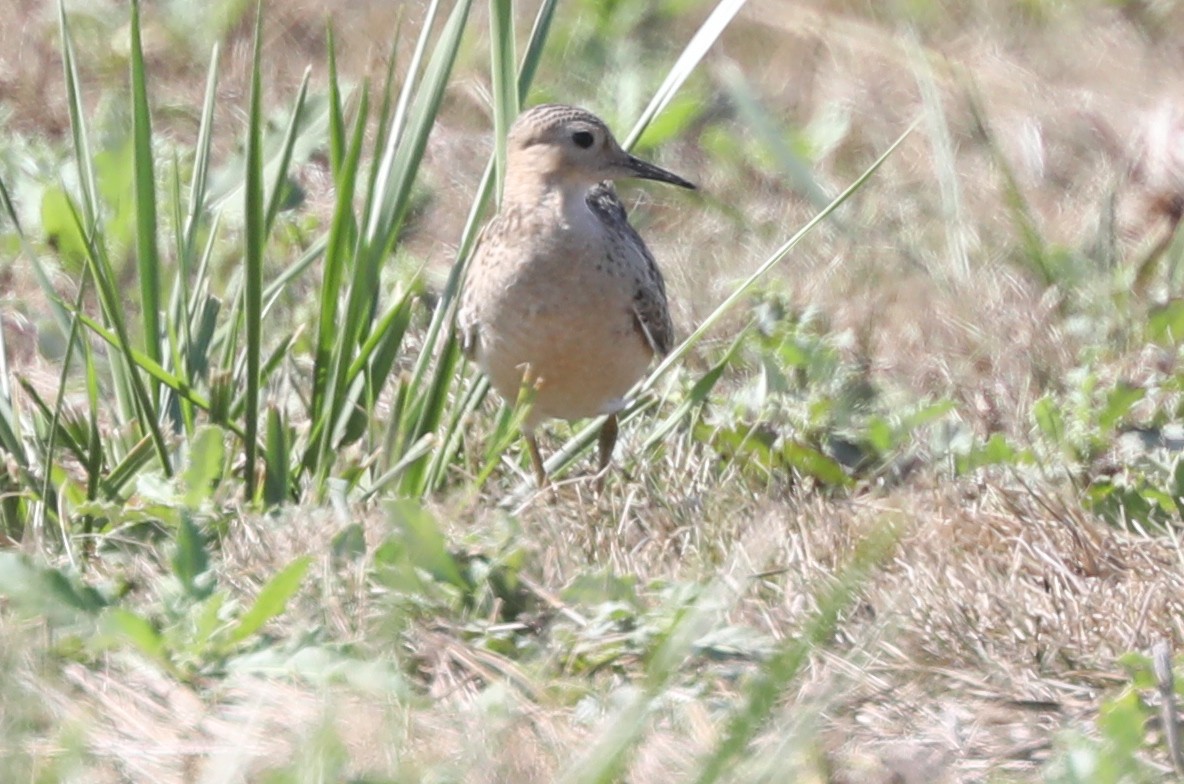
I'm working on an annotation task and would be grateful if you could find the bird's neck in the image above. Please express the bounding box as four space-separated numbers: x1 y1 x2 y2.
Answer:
501 175 592 228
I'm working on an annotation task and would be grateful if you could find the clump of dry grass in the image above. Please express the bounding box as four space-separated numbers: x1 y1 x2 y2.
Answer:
9 466 1183 781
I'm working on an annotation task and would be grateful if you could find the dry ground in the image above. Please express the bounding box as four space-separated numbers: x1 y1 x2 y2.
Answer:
4 0 1184 781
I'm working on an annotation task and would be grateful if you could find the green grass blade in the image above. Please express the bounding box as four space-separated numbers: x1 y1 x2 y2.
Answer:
104 436 163 497
73 313 219 417
516 0 558 100
56 0 101 228
242 9 266 500
489 0 518 198
386 0 440 167
17 380 86 464
263 68 311 233
365 0 472 253
325 28 346 179
363 38 401 217
225 555 310 646
171 43 221 375
183 42 221 263
623 0 749 150
643 118 918 389
61 192 174 477
129 0 163 378
317 0 471 492
308 87 369 472
263 405 290 506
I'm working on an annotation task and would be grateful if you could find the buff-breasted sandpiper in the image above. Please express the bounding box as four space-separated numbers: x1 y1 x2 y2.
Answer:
458 104 695 487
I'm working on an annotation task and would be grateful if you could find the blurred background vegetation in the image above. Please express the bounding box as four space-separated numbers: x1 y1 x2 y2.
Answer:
2 0 1184 781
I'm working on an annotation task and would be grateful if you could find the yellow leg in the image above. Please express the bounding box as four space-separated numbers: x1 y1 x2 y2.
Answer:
525 432 549 488
596 414 619 490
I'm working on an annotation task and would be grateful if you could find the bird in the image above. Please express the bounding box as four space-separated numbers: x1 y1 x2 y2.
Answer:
458 103 695 488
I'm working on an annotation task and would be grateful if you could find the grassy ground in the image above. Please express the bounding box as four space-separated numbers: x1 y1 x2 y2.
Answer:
3 0 1184 781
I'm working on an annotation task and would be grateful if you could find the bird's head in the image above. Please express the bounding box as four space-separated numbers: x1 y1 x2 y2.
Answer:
505 104 696 193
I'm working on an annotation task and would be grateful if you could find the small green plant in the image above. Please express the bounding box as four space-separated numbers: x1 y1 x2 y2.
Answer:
687 294 951 488
1042 649 1178 783
0 516 309 682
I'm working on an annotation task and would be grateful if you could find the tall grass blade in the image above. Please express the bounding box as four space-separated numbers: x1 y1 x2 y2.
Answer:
242 9 267 500
263 68 311 233
182 43 221 266
384 0 440 177
63 193 174 477
516 0 558 100
308 86 370 477
325 28 346 179
263 405 290 506
643 119 918 389
130 0 163 381
315 0 472 494
489 0 518 198
623 0 749 150
402 0 557 493
56 0 101 229
366 0 472 255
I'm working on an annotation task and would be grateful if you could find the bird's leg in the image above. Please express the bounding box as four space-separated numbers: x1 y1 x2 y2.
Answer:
525 431 549 488
596 413 619 490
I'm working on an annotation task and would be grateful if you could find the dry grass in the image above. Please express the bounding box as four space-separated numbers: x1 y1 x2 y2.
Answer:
8 476 1183 781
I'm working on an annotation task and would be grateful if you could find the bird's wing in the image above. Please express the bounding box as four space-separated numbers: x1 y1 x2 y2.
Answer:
456 219 497 361
586 183 675 357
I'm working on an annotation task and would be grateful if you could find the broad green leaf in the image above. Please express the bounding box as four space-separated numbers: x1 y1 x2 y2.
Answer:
39 186 88 270
182 425 225 508
386 499 466 589
781 440 851 487
227 555 311 645
1098 384 1144 433
0 552 107 625
1147 300 1184 346
173 515 212 599
100 607 167 662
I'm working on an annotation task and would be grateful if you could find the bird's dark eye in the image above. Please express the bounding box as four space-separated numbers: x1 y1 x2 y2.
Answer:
572 130 595 149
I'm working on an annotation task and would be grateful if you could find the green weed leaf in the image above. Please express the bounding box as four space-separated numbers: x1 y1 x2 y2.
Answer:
0 552 107 625
227 555 311 645
101 607 167 663
182 425 225 508
386 499 466 589
173 515 212 599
